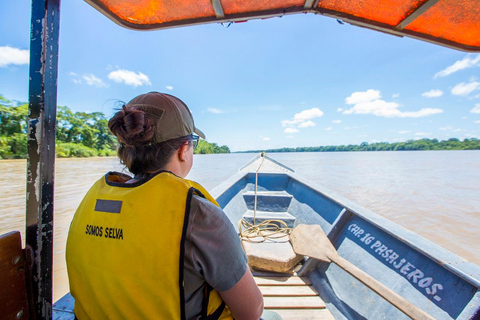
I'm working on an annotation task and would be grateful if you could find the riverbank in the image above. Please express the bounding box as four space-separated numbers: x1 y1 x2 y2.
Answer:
242 138 480 153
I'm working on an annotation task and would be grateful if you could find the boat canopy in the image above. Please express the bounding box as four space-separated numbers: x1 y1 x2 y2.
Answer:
85 0 480 52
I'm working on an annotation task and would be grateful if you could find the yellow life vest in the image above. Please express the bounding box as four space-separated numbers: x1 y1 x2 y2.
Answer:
66 171 233 320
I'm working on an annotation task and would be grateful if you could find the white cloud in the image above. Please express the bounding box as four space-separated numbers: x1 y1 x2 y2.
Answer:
108 69 151 87
207 108 224 114
474 120 480 124
471 104 480 114
440 126 453 130
298 120 316 128
284 128 298 134
392 93 400 98
343 99 398 116
282 108 324 126
398 130 409 134
166 85 174 90
262 137 270 141
465 133 480 138
69 72 108 87
399 108 444 117
343 89 443 118
345 89 381 105
332 120 342 124
325 127 332 131
434 54 480 79
0 46 29 67
282 108 323 131
69 72 82 84
422 89 443 98
83 74 108 88
337 108 344 112
451 81 480 96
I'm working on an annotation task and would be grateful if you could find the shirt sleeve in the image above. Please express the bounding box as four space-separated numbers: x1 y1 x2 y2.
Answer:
187 195 248 292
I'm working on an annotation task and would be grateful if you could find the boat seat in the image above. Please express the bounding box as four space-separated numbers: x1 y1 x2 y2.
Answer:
242 233 303 273
242 210 296 228
254 274 335 320
243 191 292 212
0 231 31 320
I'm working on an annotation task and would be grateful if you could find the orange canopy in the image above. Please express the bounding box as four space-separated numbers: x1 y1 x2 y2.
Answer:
86 0 480 52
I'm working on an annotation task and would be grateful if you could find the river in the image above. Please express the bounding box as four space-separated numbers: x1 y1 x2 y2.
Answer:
0 151 479 302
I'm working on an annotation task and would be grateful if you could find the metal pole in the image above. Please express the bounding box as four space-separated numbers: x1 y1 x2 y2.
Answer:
26 0 61 318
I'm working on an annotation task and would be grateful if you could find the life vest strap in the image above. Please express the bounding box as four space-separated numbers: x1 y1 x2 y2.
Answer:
201 284 226 320
204 301 226 320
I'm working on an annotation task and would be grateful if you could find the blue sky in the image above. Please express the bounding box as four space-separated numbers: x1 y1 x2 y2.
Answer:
1 1 480 151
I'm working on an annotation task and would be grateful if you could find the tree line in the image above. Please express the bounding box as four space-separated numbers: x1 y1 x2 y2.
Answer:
245 138 480 153
0 95 229 159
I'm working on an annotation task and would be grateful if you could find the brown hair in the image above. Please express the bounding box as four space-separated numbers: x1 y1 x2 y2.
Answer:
108 105 191 175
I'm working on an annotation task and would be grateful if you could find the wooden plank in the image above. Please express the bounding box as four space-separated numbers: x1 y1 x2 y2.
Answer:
269 309 336 320
254 276 311 286
0 231 29 320
264 296 326 309
260 285 318 296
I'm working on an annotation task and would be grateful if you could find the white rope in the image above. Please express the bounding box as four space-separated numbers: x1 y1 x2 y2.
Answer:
253 152 266 225
239 152 292 242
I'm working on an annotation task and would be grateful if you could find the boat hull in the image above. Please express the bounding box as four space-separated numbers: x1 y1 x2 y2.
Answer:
210 155 480 320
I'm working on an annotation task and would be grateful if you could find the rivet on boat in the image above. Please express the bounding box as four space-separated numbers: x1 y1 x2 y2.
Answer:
12 255 22 265
16 309 24 319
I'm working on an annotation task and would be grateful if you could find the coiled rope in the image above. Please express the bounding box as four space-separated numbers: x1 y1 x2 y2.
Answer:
238 152 292 243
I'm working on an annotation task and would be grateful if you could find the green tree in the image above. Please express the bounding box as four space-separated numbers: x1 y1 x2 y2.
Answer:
194 140 230 154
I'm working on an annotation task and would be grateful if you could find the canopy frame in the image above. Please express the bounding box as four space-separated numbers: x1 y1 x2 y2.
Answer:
26 0 61 318
84 0 480 52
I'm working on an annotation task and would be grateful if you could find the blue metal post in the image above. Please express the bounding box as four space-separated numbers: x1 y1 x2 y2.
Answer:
26 0 61 318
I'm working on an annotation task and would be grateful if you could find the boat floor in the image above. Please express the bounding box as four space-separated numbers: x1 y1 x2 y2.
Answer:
53 274 335 320
254 273 335 320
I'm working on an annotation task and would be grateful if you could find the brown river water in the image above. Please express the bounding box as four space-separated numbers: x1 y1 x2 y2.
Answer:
0 151 479 302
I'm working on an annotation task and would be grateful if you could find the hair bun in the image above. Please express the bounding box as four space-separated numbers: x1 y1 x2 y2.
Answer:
108 105 155 147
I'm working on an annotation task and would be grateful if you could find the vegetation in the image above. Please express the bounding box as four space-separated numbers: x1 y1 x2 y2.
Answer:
194 140 230 154
245 138 480 153
0 95 229 159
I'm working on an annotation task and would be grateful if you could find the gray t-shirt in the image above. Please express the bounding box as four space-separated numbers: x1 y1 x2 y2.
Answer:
184 195 248 320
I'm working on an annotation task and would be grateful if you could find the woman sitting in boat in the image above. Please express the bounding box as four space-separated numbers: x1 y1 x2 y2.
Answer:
65 92 267 320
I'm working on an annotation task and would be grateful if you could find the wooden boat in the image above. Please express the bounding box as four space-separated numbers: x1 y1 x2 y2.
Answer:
50 153 480 319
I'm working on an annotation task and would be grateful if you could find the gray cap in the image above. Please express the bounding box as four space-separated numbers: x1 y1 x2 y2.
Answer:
126 92 205 143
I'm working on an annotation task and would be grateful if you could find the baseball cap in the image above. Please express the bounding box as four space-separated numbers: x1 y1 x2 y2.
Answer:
126 92 205 143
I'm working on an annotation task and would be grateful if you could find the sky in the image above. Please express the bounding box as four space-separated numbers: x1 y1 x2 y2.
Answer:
1 1 480 152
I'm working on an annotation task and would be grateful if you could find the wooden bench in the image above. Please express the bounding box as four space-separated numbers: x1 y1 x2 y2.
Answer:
255 275 335 320
0 231 32 320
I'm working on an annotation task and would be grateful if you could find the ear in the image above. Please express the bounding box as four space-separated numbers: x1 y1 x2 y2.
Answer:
177 142 188 162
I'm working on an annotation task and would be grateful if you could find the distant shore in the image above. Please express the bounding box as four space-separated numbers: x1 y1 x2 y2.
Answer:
241 138 480 153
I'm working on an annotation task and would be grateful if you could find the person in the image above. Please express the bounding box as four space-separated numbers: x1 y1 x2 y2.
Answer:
65 92 266 320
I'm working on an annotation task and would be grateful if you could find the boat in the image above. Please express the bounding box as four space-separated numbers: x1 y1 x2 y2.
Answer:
49 153 480 319
2 0 479 319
